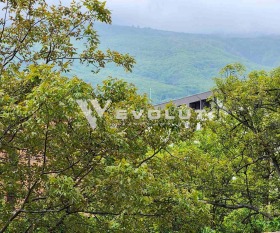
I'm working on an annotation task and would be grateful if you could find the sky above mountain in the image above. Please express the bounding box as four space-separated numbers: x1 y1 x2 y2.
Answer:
106 0 280 35
1 0 278 35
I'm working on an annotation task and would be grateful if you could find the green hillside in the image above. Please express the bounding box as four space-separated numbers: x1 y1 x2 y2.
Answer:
69 24 280 104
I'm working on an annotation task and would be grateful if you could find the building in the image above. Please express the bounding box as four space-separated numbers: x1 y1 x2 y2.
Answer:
154 91 212 110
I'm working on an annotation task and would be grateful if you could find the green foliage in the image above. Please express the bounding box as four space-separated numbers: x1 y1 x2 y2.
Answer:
0 0 135 75
194 64 280 232
0 1 205 232
0 65 206 232
1 0 280 232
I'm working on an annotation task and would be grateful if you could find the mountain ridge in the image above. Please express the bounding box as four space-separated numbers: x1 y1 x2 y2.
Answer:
70 24 280 104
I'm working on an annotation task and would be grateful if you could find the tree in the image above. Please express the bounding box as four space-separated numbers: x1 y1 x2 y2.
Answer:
195 64 280 232
0 1 208 232
0 0 135 74
0 65 207 232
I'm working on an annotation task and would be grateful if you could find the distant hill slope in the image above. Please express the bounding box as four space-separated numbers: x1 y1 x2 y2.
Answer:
69 24 280 104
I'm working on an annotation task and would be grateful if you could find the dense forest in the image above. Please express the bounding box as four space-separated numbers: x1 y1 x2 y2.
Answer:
0 1 279 232
70 23 280 103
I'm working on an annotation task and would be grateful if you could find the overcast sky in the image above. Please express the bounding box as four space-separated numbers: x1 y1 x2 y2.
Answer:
105 0 280 35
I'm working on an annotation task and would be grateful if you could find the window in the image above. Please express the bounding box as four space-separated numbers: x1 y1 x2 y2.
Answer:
189 101 201 110
201 99 211 109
